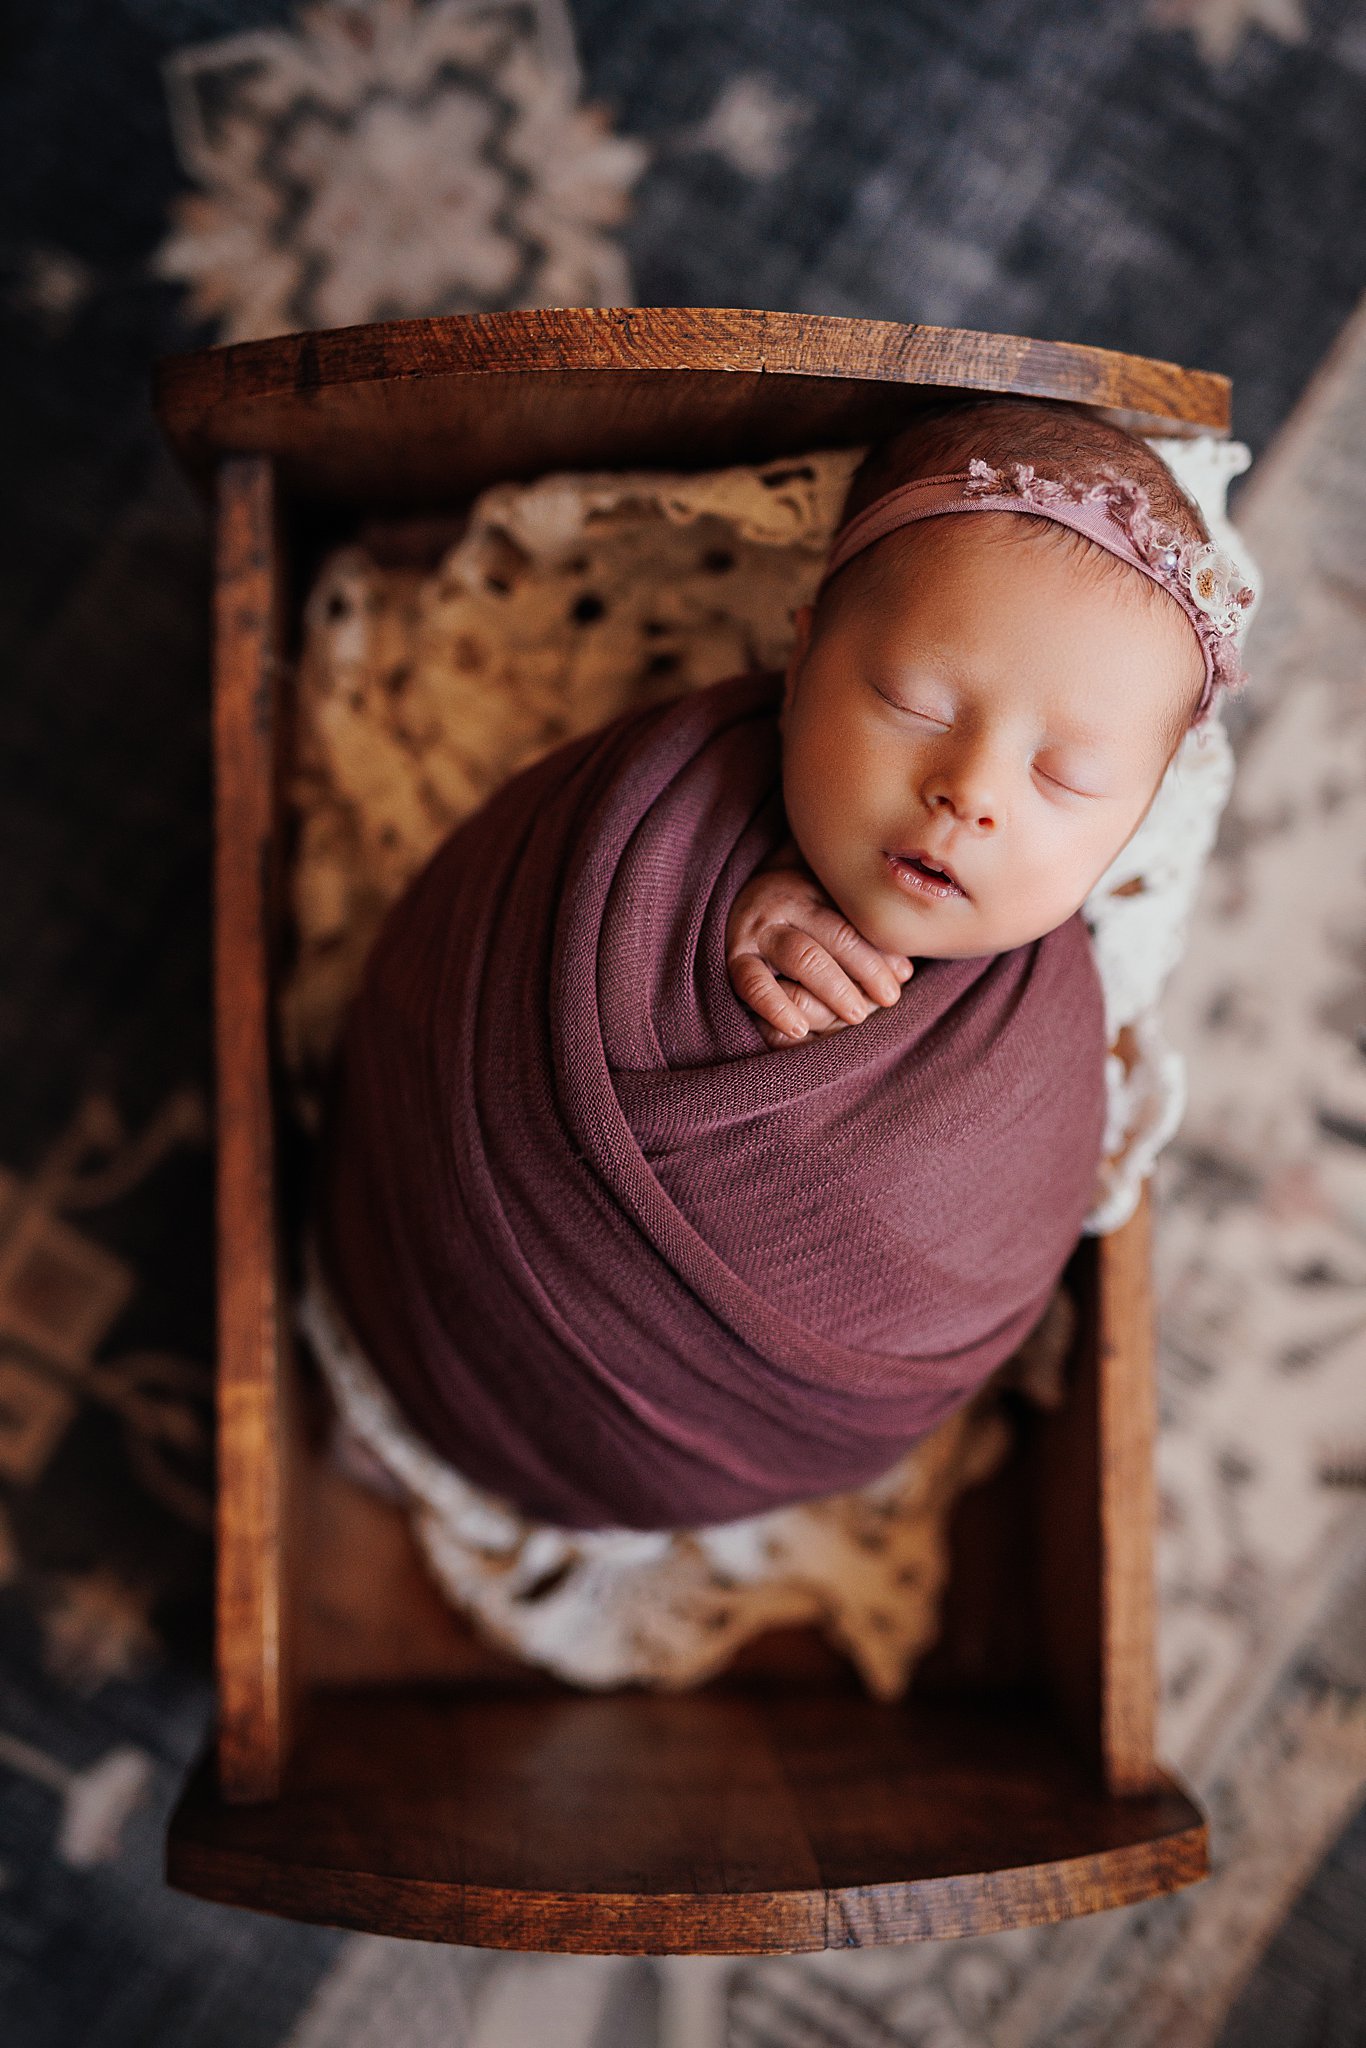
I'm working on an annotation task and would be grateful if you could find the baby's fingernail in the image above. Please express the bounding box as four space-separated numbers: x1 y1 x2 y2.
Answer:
893 958 913 981
788 1020 808 1038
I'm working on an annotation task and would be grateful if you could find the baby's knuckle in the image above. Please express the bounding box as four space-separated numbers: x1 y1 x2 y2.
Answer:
786 935 830 979
824 917 865 955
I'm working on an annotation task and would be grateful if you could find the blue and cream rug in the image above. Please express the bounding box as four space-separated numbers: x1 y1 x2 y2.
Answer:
2 3 1365 2043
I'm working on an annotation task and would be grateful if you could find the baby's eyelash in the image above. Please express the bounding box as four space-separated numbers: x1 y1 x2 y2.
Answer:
1036 766 1099 798
871 685 949 724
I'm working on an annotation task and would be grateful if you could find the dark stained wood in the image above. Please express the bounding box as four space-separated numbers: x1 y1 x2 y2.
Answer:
1035 1228 1106 1776
153 307 1230 512
213 454 299 1802
911 1370 1049 1696
297 1426 541 1689
1097 1181 1160 1791
167 1687 1207 1954
1033 1187 1159 1795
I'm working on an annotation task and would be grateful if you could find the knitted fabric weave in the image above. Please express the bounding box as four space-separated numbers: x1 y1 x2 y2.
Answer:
317 667 1109 1531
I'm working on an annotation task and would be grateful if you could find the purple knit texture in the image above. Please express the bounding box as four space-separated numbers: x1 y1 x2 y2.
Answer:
316 670 1109 1532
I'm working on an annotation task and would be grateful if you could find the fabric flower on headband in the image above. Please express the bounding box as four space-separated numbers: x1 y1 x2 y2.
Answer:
1185 541 1251 635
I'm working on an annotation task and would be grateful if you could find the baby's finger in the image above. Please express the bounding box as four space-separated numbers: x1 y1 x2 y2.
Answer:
780 978 843 1030
727 949 812 1039
766 929 878 1025
807 913 912 1007
758 982 849 1048
759 1018 850 1048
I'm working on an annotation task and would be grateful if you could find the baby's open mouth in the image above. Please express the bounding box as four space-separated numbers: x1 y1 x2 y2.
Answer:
884 850 968 900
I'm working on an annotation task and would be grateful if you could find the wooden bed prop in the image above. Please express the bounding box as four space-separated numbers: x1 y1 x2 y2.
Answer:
154 309 1217 1955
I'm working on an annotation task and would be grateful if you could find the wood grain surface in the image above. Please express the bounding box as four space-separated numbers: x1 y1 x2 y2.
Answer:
1097 1181 1160 1792
153 307 1230 511
212 453 297 1802
168 1687 1207 1954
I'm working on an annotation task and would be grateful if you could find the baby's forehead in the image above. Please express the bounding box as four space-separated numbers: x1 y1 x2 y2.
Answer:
824 508 1143 625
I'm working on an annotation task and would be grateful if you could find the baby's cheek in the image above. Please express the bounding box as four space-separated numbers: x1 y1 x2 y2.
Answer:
993 852 1092 949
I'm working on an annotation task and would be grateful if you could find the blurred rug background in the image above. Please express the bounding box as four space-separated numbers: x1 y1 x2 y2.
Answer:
2 2 1366 2043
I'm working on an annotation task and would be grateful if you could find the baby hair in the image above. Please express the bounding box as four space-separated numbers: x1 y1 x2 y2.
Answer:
837 395 1207 538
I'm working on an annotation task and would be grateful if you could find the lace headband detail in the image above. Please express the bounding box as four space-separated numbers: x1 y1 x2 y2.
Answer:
816 458 1254 726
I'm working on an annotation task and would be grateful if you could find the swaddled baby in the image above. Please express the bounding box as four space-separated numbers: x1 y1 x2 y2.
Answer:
313 395 1250 1535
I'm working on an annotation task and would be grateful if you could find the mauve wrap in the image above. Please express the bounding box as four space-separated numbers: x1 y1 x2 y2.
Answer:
316 669 1108 1532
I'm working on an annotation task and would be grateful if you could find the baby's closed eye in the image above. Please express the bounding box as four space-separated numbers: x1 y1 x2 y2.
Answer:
870 682 950 725
1032 740 1114 797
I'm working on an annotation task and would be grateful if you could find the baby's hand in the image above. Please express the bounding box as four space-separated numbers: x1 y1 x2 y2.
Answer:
726 840 914 1048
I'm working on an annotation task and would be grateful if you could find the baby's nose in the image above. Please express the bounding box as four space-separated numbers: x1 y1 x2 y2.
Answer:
929 785 997 831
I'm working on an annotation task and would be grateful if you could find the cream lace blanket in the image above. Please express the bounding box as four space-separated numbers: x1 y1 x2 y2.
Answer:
286 434 1258 1697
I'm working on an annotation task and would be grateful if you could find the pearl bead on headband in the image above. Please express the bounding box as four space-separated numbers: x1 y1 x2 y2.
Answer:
816 458 1255 727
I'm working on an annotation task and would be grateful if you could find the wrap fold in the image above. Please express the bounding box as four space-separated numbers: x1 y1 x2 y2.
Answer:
317 669 1108 1531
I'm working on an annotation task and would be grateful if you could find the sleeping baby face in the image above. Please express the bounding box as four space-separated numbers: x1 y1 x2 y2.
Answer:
778 512 1205 961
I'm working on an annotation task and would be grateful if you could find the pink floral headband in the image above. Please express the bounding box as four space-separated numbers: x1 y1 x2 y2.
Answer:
816 458 1255 726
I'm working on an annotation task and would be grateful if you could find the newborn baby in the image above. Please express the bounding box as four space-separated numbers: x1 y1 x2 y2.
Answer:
313 394 1250 1535
725 395 1249 1051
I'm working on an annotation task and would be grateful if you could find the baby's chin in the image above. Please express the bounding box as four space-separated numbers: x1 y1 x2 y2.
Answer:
836 884 1085 962
908 936 1053 961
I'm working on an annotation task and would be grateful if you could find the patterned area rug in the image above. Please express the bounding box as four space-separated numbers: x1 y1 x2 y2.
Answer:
3 1 1366 2044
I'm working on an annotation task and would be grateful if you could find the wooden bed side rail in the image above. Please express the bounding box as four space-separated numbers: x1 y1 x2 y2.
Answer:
1036 1186 1160 1796
213 452 297 1802
1096 1181 1160 1793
